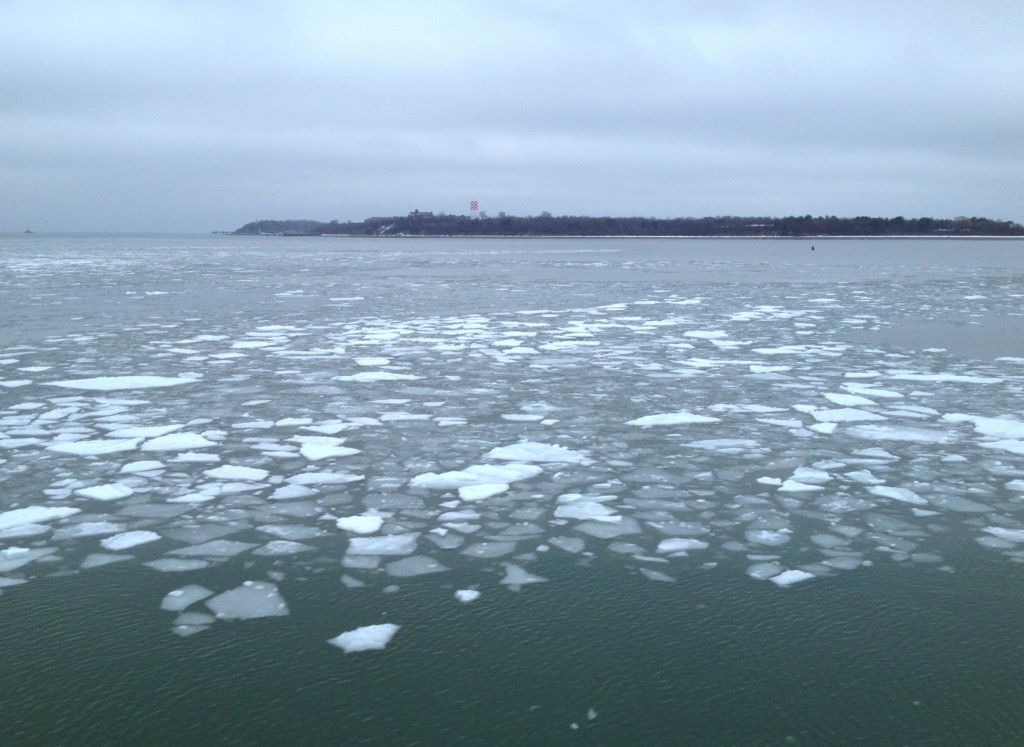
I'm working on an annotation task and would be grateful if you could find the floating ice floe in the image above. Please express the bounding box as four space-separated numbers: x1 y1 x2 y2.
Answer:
205 464 269 481
845 425 953 443
982 527 1024 543
161 584 214 612
142 433 218 451
0 547 57 573
75 483 135 501
626 411 720 427
458 483 509 501
0 506 80 531
46 375 200 390
287 471 365 485
484 441 589 463
868 486 928 505
120 460 165 473
101 530 161 551
889 373 1002 384
500 562 549 589
385 555 449 577
48 438 141 455
334 371 420 382
335 515 385 534
411 463 542 490
206 581 289 619
145 559 209 572
347 533 419 555
656 538 709 553
327 623 400 653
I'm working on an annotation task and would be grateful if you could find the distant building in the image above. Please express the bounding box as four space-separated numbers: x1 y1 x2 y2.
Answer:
408 210 434 218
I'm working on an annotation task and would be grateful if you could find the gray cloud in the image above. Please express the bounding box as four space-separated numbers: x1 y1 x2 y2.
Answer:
3 0 1022 231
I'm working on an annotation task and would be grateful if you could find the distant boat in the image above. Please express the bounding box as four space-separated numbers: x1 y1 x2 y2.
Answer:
24 228 33 234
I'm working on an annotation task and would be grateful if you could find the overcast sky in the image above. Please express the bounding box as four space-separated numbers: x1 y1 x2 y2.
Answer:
3 1 1022 232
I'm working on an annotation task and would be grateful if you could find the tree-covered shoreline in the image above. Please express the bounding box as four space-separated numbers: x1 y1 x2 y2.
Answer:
234 213 1024 238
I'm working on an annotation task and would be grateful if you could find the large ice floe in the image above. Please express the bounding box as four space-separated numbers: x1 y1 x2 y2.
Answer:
3 243 1024 646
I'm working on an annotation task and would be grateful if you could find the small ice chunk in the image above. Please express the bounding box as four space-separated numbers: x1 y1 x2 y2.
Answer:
455 589 481 603
769 569 815 586
327 623 400 653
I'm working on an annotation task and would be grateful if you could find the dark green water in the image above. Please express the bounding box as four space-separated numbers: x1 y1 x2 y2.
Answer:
2 551 1023 746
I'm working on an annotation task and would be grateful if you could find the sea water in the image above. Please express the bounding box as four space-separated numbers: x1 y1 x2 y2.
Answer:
2 234 1024 744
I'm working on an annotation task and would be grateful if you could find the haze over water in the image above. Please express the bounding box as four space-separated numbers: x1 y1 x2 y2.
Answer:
2 235 1024 745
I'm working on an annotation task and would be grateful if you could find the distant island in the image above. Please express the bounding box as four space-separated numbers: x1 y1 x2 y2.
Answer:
233 212 1024 238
